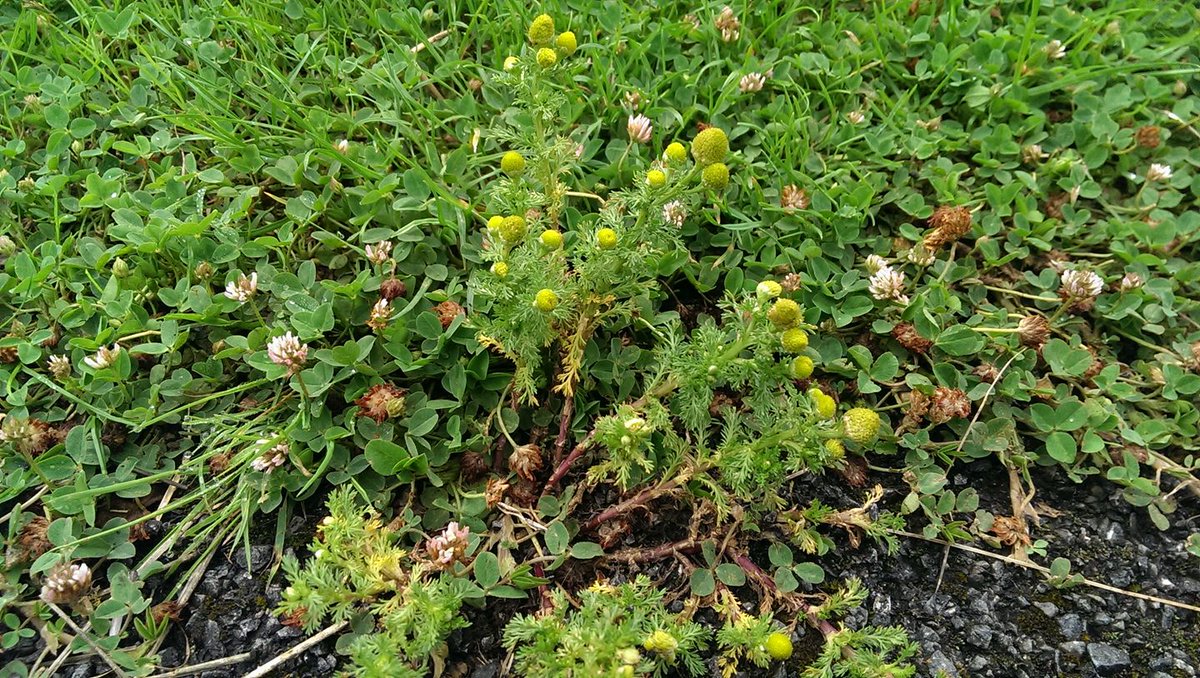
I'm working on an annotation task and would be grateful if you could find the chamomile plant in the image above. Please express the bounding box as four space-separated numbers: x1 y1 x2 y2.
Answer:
469 13 737 402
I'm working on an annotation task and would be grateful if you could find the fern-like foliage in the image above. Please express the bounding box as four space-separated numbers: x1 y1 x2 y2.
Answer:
503 576 709 677
275 487 470 677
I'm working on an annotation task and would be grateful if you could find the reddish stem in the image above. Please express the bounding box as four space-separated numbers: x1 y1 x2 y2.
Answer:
551 395 575 466
731 550 840 641
608 538 699 564
533 562 553 613
581 477 683 532
541 430 595 495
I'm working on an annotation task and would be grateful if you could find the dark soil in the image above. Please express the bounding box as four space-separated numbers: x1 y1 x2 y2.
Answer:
13 462 1195 677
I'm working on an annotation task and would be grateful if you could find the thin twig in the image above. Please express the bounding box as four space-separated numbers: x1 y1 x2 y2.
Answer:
0 485 49 527
956 350 1023 453
240 620 348 678
147 652 253 678
888 529 1200 613
410 29 450 54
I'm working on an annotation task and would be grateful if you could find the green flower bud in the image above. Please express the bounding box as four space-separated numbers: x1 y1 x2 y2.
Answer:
842 407 881 444
790 355 814 380
501 151 526 176
112 257 130 278
534 288 559 312
386 396 407 418
536 47 558 68
647 169 666 188
491 261 509 277
555 31 577 56
691 127 729 166
781 328 808 353
643 629 679 660
597 228 618 249
528 14 555 45
701 162 729 191
767 299 801 329
664 142 687 163
539 230 564 250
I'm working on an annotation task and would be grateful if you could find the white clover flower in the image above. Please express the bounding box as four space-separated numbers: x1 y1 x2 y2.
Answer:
868 268 909 305
365 241 393 265
367 298 391 332
84 345 120 370
426 521 471 569
267 332 308 375
334 139 349 154
1060 269 1103 300
627 114 652 144
251 439 290 473
864 255 890 275
1119 272 1144 291
715 6 740 42
41 563 91 604
1044 39 1066 59
662 200 687 228
907 246 935 266
223 272 258 303
1147 163 1173 182
739 72 766 93
48 354 71 379
847 110 866 124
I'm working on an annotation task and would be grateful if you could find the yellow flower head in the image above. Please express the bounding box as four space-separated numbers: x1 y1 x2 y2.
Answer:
539 230 564 250
756 280 782 300
528 14 555 45
498 215 527 243
790 355 814 380
500 151 526 176
842 407 882 444
764 632 794 660
555 31 577 56
503 55 519 71
664 142 687 163
647 169 667 188
491 261 509 278
824 438 845 460
487 215 505 231
781 328 809 353
597 227 618 249
536 47 558 68
691 127 729 166
812 391 836 420
534 288 559 312
701 162 729 191
767 298 801 329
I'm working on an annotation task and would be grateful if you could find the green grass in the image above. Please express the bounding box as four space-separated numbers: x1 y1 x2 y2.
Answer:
3 1 1200 676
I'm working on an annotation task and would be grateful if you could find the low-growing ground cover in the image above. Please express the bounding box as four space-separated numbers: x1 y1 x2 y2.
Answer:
1 1 1198 676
